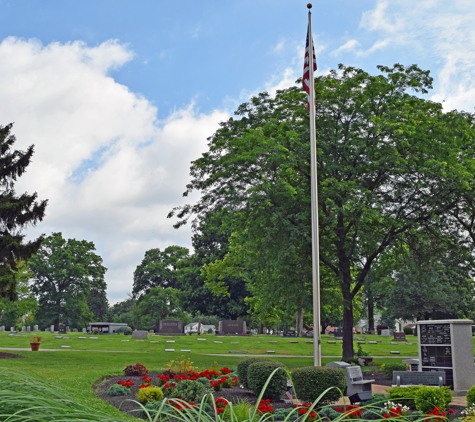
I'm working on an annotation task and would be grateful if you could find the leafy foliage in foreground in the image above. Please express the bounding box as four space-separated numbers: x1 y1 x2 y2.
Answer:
0 368 128 421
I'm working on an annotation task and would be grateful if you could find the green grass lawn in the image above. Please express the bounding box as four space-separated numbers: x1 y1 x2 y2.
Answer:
0 331 429 418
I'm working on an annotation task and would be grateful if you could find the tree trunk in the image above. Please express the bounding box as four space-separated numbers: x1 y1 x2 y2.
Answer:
368 294 375 334
342 305 354 360
296 308 304 336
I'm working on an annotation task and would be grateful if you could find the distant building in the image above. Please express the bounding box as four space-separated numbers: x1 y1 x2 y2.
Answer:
184 322 215 334
88 322 128 334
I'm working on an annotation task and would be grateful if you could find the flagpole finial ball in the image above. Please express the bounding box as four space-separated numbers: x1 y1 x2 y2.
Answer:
307 3 312 9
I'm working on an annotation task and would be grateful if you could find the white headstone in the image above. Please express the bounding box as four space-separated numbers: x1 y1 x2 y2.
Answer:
10 327 15 332
0 326 4 331
50 325 54 333
33 325 38 331
21 326 26 332
82 328 87 333
27 326 31 332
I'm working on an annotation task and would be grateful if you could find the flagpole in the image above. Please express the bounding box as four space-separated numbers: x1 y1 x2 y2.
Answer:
307 3 321 366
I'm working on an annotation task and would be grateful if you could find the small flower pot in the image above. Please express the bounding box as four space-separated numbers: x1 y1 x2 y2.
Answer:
30 342 41 351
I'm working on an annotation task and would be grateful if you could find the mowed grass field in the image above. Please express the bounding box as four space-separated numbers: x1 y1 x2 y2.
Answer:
0 331 440 418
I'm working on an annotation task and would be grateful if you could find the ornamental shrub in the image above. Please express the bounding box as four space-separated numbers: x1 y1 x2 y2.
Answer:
124 363 149 376
170 380 209 403
361 409 385 420
247 360 287 401
414 386 452 413
116 326 132 335
382 363 408 379
236 358 269 389
273 408 294 421
403 326 413 335
292 366 346 406
467 385 475 407
196 377 211 388
107 384 131 396
136 386 164 404
318 406 340 420
388 386 422 409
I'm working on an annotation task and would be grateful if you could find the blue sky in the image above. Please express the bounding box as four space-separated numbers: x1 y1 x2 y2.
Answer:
1 0 474 304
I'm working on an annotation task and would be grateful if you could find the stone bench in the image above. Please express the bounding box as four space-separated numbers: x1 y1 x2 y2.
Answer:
346 366 374 404
392 371 445 387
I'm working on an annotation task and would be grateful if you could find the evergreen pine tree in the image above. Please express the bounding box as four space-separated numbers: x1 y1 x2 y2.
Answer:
0 123 47 300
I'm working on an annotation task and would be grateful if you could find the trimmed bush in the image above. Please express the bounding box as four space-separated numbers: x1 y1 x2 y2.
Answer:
382 363 408 379
388 386 422 409
414 386 452 413
236 358 269 389
403 326 413 335
170 380 209 403
273 408 294 421
116 326 132 335
247 360 287 401
124 363 148 376
318 407 340 420
136 386 164 404
467 385 475 407
107 384 131 396
292 366 345 406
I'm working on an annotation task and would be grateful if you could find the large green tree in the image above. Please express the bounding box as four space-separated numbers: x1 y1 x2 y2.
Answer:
30 232 107 330
0 123 47 300
170 64 475 360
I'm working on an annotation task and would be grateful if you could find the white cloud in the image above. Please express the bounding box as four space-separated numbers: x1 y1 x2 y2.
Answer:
330 39 360 57
0 37 228 304
359 0 475 112
356 38 390 57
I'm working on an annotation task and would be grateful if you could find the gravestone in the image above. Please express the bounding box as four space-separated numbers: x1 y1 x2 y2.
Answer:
132 330 148 339
10 327 14 332
27 326 30 333
33 325 38 331
283 329 298 337
381 329 393 337
393 332 406 341
158 320 183 335
82 328 87 333
218 320 246 335
50 325 54 333
21 326 26 332
333 328 343 339
0 326 4 331
59 325 67 334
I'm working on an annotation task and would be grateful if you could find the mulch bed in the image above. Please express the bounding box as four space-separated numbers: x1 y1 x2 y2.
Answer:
93 371 465 419
0 352 24 359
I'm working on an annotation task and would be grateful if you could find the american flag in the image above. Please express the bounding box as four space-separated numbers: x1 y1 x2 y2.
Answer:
303 25 317 110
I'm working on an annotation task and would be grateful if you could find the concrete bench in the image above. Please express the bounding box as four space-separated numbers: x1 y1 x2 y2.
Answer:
392 371 445 387
346 366 374 404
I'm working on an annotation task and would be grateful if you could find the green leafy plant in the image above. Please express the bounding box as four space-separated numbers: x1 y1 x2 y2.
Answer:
136 386 164 404
292 366 346 406
382 362 408 379
236 357 269 390
124 362 149 376
403 326 413 335
170 380 209 403
107 384 131 396
31 335 42 342
388 386 423 409
467 385 475 407
414 386 452 413
247 360 287 401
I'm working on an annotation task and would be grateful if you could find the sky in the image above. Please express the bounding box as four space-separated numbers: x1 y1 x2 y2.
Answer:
1 0 475 304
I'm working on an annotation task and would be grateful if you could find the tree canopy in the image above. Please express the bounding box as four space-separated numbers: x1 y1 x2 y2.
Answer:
0 123 47 300
30 232 107 330
170 63 475 359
